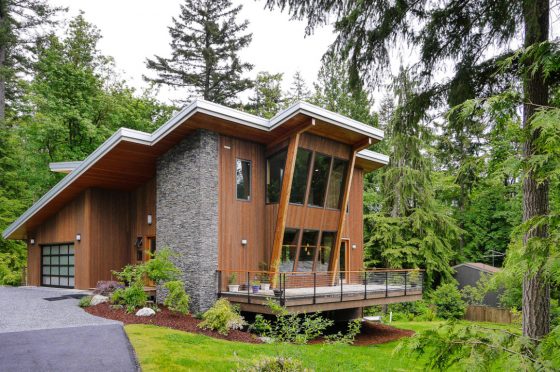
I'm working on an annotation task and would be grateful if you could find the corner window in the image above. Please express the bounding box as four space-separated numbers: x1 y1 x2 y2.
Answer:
296 230 319 272
289 149 312 204
266 150 287 203
236 159 251 201
280 228 299 272
326 158 348 209
307 153 331 207
316 231 336 271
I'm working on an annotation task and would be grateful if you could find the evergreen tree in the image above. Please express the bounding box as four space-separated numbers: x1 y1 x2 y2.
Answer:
364 70 461 286
245 71 284 119
266 0 554 339
286 71 310 103
145 0 253 105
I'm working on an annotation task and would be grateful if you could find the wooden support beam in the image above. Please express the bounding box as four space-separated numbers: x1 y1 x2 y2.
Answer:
269 133 301 286
328 149 358 284
353 137 372 152
267 118 315 152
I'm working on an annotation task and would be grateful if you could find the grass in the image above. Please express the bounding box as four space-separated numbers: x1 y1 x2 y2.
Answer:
125 320 520 372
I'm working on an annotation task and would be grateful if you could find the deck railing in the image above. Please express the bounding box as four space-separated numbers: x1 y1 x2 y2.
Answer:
217 269 424 307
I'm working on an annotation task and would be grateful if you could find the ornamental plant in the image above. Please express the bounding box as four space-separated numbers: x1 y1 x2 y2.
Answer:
163 280 190 314
430 283 466 320
198 299 246 335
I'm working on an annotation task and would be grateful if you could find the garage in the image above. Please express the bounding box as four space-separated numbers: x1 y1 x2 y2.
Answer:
41 244 75 288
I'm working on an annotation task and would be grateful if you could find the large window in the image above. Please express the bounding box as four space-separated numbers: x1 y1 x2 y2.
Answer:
307 153 331 207
326 158 348 209
266 150 287 203
316 231 336 271
280 229 299 272
289 149 312 204
236 159 251 200
297 230 319 272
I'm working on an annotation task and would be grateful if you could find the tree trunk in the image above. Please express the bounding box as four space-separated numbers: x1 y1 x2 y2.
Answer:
521 0 550 339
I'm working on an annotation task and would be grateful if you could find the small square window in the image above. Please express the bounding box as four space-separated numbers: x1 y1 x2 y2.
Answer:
236 159 251 201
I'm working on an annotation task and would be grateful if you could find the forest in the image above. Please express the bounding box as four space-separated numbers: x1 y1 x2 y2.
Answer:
0 0 558 362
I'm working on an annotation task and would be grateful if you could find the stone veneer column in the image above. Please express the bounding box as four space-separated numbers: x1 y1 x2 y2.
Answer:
156 129 219 313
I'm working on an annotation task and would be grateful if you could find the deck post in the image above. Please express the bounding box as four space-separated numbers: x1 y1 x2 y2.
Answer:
364 272 367 300
340 272 344 302
313 272 317 305
281 273 286 307
217 270 222 298
247 272 251 304
385 271 388 297
404 271 407 296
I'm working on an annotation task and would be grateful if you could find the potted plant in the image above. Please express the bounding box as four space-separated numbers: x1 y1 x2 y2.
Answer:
258 261 271 291
227 273 239 292
251 280 260 294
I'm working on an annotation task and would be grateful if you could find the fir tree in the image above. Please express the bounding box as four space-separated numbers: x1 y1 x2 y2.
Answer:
245 71 284 119
286 71 310 103
145 0 253 105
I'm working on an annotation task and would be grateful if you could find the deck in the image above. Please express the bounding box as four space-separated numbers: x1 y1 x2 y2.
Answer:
217 269 423 313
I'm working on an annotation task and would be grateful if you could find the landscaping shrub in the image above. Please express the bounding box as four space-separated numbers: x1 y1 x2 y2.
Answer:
264 299 333 344
198 298 246 335
430 283 466 320
144 247 181 283
325 319 362 345
249 314 273 336
241 356 309 372
78 295 92 308
111 283 148 313
112 264 145 286
94 280 124 296
163 280 189 314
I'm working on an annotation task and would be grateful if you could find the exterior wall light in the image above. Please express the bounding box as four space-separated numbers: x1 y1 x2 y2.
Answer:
147 214 153 225
76 233 81 242
352 244 357 250
30 238 35 245
241 239 248 246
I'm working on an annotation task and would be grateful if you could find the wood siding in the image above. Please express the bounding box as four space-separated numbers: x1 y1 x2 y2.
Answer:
219 136 266 271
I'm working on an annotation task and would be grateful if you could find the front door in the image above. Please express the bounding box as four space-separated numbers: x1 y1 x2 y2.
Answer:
41 244 75 288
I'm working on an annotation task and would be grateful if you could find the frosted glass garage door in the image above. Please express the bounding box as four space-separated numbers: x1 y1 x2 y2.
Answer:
41 244 75 288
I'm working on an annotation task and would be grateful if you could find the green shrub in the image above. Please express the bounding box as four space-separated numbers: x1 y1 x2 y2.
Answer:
111 283 148 313
111 264 145 286
78 295 92 308
163 280 189 314
430 283 466 320
198 299 246 335
241 356 309 372
249 314 273 336
265 299 333 344
144 247 181 283
325 319 362 345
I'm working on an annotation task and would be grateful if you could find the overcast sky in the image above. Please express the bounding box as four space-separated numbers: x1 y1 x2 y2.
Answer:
50 0 338 104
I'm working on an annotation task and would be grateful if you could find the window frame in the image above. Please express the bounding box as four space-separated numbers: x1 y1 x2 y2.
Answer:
306 151 333 209
265 148 288 204
324 156 349 211
235 158 252 202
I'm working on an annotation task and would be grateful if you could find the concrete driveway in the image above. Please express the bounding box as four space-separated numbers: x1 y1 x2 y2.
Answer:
0 286 138 372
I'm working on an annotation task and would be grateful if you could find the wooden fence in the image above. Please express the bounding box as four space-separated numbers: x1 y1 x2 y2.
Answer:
465 305 517 324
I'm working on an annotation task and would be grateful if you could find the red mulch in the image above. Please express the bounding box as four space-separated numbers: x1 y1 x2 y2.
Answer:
309 322 415 346
85 303 261 344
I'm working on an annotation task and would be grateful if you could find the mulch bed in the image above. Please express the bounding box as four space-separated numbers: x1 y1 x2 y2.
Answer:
85 303 261 344
86 304 413 346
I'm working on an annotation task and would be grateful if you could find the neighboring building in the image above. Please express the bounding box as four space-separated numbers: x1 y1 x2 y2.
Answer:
3 100 423 314
452 262 501 307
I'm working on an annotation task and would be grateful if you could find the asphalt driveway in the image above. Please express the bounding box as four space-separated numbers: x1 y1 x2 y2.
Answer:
0 286 138 372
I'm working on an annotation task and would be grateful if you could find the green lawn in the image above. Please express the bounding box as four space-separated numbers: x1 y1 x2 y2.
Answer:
125 321 519 371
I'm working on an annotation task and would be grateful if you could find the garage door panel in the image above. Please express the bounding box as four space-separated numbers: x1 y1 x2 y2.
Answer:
41 244 75 289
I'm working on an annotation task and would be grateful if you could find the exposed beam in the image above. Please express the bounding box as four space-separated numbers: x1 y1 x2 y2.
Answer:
269 133 301 286
266 118 315 152
353 137 372 152
328 149 358 284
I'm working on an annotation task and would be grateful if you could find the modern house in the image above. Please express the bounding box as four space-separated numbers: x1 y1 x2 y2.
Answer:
3 100 423 314
453 262 501 307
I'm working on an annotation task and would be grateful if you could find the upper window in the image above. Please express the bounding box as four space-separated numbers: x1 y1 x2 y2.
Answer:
326 158 348 209
307 153 331 207
266 150 287 203
236 159 251 200
289 149 312 204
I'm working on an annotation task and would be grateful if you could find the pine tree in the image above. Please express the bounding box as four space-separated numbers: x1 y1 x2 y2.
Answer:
145 0 253 105
266 0 554 339
286 71 310 103
245 71 284 119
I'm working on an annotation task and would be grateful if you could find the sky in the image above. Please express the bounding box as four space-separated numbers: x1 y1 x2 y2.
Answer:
49 0 337 104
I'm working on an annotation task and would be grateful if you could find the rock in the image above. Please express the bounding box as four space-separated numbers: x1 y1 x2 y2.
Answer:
136 307 156 317
259 336 274 344
90 295 109 306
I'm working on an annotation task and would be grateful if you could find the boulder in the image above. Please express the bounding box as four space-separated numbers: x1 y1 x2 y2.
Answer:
136 307 156 317
90 295 109 306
